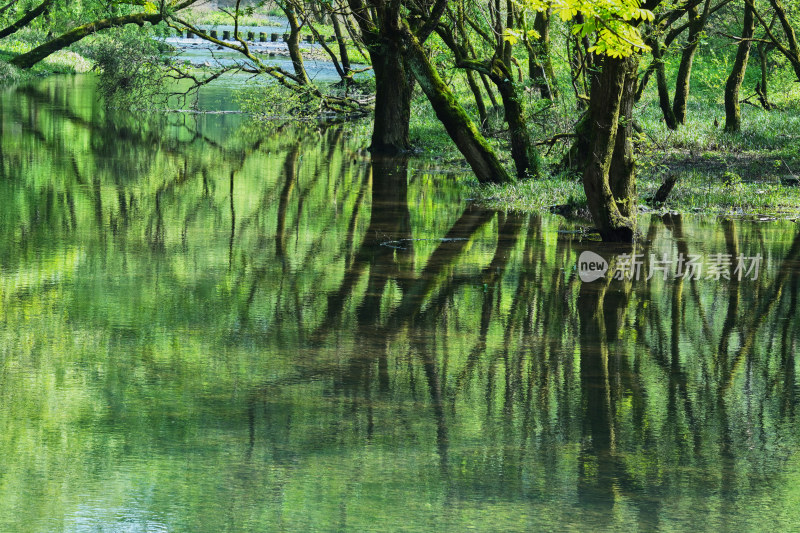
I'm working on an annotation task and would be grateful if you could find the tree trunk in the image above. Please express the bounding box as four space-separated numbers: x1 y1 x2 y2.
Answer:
343 0 413 154
0 0 53 40
465 69 489 129
557 111 590 172
609 57 639 219
9 11 158 68
0 0 20 17
756 41 774 110
672 3 707 124
9 0 197 69
479 70 500 108
527 10 557 99
651 39 678 129
767 0 800 81
402 25 513 184
468 42 500 108
494 65 539 178
331 12 351 75
368 34 413 153
582 55 638 242
724 2 755 132
282 2 311 85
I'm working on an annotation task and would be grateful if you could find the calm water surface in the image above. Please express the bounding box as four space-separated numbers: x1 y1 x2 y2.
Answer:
1 76 800 532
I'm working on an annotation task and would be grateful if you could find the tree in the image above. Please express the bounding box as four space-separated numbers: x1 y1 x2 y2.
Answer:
638 0 719 128
724 0 755 132
8 0 198 69
673 0 712 124
525 0 657 241
344 0 416 153
582 53 639 241
401 22 514 184
436 0 543 179
0 0 53 40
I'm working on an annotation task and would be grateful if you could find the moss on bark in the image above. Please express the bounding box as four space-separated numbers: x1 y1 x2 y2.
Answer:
582 55 638 242
724 2 755 133
401 25 512 184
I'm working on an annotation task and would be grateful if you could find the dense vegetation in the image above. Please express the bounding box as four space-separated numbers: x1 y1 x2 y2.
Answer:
2 0 800 240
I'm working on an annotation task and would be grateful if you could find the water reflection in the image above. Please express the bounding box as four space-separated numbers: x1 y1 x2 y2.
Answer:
1 76 800 531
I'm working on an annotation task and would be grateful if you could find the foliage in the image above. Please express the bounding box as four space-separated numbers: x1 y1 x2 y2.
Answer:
523 0 654 57
236 77 373 118
181 5 284 27
0 59 19 83
236 82 318 117
88 26 170 108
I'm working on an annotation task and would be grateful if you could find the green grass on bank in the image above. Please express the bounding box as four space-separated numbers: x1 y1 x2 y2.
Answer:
474 171 800 219
467 88 800 219
181 9 284 28
470 88 800 219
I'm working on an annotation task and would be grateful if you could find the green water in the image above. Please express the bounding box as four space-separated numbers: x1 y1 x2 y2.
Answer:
1 75 800 532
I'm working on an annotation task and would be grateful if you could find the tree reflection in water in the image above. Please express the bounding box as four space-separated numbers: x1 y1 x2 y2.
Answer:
1 76 800 531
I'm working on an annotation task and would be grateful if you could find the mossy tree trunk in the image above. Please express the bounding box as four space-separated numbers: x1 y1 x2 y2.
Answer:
650 38 678 130
477 63 500 108
465 69 489 129
672 1 709 124
438 0 539 179
9 0 198 69
724 2 755 132
494 60 539 179
569 13 594 107
526 9 558 99
756 41 774 109
9 5 191 69
281 1 311 85
491 2 539 179
764 0 800 81
0 0 53 40
609 58 638 219
582 54 638 242
346 0 413 154
558 112 590 172
401 25 512 184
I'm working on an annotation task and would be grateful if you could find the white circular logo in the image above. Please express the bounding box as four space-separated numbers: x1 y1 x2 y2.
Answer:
578 251 608 282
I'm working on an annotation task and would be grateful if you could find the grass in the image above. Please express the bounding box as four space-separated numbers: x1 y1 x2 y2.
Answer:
473 174 585 211
474 171 800 218
180 7 285 28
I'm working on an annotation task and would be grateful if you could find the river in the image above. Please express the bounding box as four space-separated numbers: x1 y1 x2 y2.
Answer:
1 75 799 532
